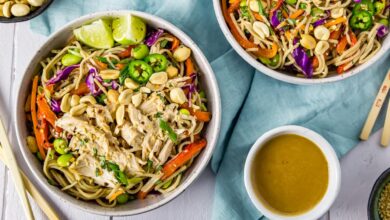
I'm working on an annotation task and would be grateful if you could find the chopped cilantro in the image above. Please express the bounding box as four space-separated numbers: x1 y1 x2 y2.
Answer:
95 168 101 177
97 93 107 105
146 159 153 173
159 119 178 144
155 112 163 118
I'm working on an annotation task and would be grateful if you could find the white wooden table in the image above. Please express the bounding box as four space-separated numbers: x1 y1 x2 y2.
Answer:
0 21 389 220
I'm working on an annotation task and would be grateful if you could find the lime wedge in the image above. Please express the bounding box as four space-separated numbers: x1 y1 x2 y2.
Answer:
73 19 114 49
112 14 146 45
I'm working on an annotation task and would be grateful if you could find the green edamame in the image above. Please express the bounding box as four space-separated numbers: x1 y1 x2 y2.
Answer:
53 138 68 155
116 193 129 204
179 109 190 115
61 54 82 66
57 154 74 167
132 44 149 59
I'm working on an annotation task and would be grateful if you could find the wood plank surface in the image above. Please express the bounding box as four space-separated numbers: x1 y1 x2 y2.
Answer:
0 22 16 220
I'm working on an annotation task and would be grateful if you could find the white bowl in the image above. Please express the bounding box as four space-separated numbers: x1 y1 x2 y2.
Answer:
213 0 390 85
244 125 341 220
14 11 221 216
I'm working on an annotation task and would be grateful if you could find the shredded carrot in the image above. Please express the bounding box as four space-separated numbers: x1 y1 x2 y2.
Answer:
349 32 357 46
118 46 132 58
137 191 149 200
31 76 46 159
312 56 319 68
71 82 90 95
324 17 347 28
95 60 108 70
37 110 51 150
115 63 126 70
171 37 180 51
253 12 264 21
289 9 304 19
336 35 348 54
285 30 292 41
161 139 207 180
37 94 61 132
329 29 342 40
253 42 279 59
193 111 211 122
108 189 124 202
185 58 194 76
337 32 357 54
337 63 349 74
227 0 240 13
282 10 289 19
271 0 284 13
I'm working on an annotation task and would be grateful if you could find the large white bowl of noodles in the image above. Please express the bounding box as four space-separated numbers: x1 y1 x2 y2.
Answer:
14 11 221 216
213 0 390 85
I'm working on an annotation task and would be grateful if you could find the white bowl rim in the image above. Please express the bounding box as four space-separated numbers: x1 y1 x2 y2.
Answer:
244 125 341 220
212 0 390 85
14 10 221 216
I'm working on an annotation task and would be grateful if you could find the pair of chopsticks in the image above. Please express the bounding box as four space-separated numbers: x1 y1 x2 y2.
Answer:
360 69 390 146
0 118 59 220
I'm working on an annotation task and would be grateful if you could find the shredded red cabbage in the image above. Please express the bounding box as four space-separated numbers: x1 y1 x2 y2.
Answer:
50 99 61 113
86 67 103 96
145 29 164 47
353 0 362 2
102 80 119 90
313 11 330 27
377 25 389 38
270 11 281 28
46 64 79 85
313 18 327 27
182 73 198 107
292 46 313 78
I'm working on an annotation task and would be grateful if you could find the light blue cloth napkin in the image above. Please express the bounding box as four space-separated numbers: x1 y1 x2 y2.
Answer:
31 0 390 219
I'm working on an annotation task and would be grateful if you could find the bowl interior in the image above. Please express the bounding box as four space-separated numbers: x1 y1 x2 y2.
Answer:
212 0 390 85
0 0 53 23
244 126 341 220
14 11 221 216
368 167 390 220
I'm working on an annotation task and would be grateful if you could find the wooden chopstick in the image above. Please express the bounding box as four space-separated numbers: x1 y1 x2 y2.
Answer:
0 146 60 220
360 69 390 140
382 98 390 146
0 119 34 220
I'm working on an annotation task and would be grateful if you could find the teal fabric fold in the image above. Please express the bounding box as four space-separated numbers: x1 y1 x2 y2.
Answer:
30 0 390 219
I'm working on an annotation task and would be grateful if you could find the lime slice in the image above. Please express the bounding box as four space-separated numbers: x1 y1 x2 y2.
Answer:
73 19 114 49
112 14 146 45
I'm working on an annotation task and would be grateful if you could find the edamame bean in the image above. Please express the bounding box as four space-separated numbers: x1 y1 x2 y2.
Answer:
286 0 297 5
57 154 74 167
199 90 206 99
53 138 68 155
132 44 149 59
179 109 190 115
379 19 389 26
61 53 82 66
116 193 129 204
269 54 280 66
26 136 38 153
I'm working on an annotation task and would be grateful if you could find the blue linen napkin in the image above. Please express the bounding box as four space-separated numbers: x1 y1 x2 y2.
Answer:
30 0 390 219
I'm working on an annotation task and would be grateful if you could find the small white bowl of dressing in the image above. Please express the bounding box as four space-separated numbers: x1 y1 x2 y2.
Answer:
244 125 341 220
